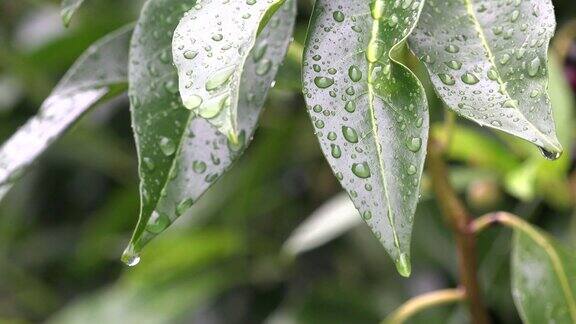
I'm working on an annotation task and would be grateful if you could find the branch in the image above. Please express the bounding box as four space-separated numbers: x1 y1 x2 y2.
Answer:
427 135 491 324
382 288 465 324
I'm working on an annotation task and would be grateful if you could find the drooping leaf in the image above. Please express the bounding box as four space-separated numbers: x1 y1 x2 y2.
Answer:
503 54 574 206
511 224 576 323
302 0 429 277
409 0 562 157
61 0 86 27
125 0 296 263
172 0 289 142
0 26 132 202
282 193 361 257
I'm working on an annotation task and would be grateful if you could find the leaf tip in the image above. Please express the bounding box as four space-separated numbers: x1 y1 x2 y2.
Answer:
61 9 74 28
396 252 411 278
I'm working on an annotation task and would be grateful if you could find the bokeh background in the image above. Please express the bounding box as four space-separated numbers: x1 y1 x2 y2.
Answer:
1 0 576 323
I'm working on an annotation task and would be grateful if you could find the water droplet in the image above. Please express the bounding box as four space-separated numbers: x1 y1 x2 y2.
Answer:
348 65 362 82
146 211 170 234
407 164 417 175
438 73 455 85
164 80 179 94
444 44 460 53
500 53 511 65
121 245 141 267
252 41 268 62
332 10 345 22
199 95 228 119
487 68 499 80
255 59 272 76
461 72 479 85
193 160 207 173
176 198 194 216
351 162 371 178
211 34 223 41
205 66 235 91
331 144 342 158
527 57 541 77
502 99 518 108
396 253 411 277
538 147 562 160
362 211 372 220
342 126 359 143
345 100 356 113
159 137 176 156
184 95 203 110
445 60 462 70
183 50 198 60
314 76 334 89
143 157 155 171
407 137 422 152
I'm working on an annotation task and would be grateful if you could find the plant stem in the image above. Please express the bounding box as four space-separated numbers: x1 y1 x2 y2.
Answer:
382 288 465 324
427 136 490 324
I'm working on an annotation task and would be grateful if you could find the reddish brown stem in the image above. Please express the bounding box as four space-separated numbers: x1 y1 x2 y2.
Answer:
427 137 490 324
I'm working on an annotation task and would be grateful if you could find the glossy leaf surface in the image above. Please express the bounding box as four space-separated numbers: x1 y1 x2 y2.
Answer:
61 0 86 26
512 225 576 323
172 0 287 142
0 27 131 201
125 0 296 263
410 0 562 156
302 0 428 276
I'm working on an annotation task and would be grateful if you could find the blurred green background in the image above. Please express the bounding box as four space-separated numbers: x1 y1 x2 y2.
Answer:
1 0 576 323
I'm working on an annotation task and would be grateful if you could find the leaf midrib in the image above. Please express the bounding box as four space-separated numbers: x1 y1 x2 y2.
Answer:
462 0 560 152
366 4 400 254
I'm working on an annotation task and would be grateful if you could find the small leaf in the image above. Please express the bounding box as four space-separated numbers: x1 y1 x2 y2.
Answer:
511 224 576 323
125 0 296 262
282 193 361 256
172 0 288 142
409 0 562 156
302 0 429 277
61 0 86 27
0 26 131 202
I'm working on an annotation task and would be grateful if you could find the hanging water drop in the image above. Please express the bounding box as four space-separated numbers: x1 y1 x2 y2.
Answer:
538 147 562 160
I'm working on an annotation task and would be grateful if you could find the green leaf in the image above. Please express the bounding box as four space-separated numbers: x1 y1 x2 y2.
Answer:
302 0 428 276
172 0 289 142
61 0 86 27
433 124 520 174
503 54 574 206
0 26 131 201
409 0 562 157
511 224 576 323
125 0 296 263
282 193 361 257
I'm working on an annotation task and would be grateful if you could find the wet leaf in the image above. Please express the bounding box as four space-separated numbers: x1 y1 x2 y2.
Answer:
0 26 131 202
503 55 574 206
125 0 296 263
302 0 428 276
282 193 361 256
172 0 289 142
61 0 86 27
511 224 576 323
409 0 562 156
